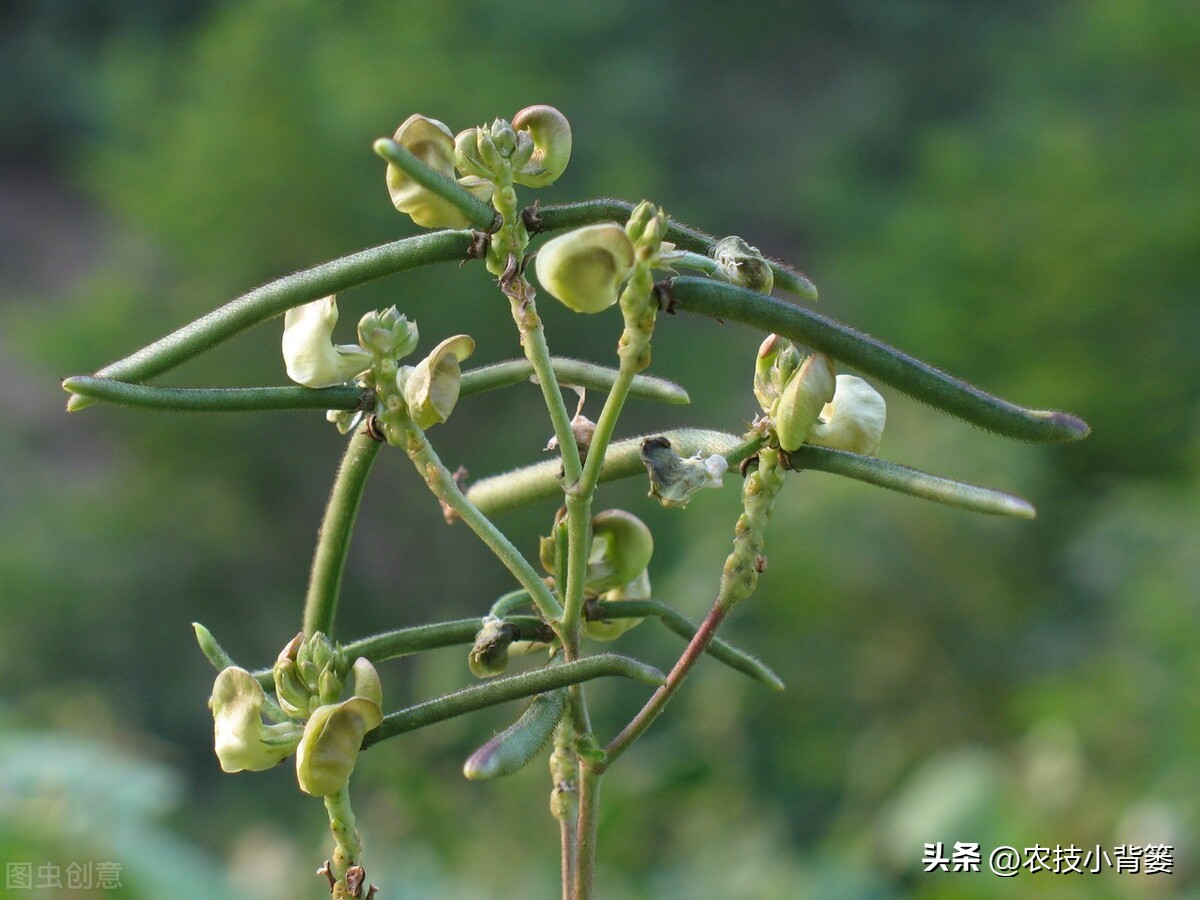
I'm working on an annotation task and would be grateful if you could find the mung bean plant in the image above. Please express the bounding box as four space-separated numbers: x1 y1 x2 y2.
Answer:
63 105 1089 898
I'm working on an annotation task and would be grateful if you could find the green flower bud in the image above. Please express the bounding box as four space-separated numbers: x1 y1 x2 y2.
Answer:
806 375 887 455
510 130 536 171
489 118 517 157
469 617 519 679
317 666 342 707
625 201 668 261
210 667 303 773
357 306 419 360
586 569 651 641
640 436 728 508
753 334 802 413
476 128 505 173
534 224 635 313
511 105 572 188
400 334 475 429
587 509 654 592
713 235 774 294
295 696 382 797
385 114 492 227
775 352 836 452
282 296 372 389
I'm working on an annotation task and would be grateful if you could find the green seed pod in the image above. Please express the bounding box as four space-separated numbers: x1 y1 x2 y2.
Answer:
587 509 654 592
401 334 476 429
535 224 635 313
806 374 887 455
386 114 473 228
511 105 572 187
713 235 774 294
295 696 382 797
462 689 568 780
775 352 836 452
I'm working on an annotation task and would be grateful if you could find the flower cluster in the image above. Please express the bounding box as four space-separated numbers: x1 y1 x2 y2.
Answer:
281 296 474 434
754 334 886 454
208 632 383 797
385 106 571 229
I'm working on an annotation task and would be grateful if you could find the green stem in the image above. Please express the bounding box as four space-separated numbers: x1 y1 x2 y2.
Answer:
603 449 787 766
303 427 381 638
500 270 584 486
361 654 665 747
527 199 818 300
551 713 580 900
397 417 563 621
60 378 367 413
666 276 1090 443
374 138 498 231
590 599 784 690
66 229 474 411
602 605 731 766
489 588 533 618
786 445 1036 517
461 358 689 405
323 785 363 888
62 357 688 415
248 615 550 686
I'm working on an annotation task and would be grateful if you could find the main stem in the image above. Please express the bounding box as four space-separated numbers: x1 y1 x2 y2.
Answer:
303 426 382 638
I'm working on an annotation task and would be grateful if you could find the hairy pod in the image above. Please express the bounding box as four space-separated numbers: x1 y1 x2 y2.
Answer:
462 689 568 779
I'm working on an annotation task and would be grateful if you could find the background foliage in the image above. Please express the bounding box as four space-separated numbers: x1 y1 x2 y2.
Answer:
2 1 1196 896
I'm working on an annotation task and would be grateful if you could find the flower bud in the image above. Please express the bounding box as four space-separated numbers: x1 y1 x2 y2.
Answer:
468 618 519 679
753 334 802 413
625 201 668 260
210 667 303 773
806 375 887 455
511 105 572 187
282 296 372 389
400 334 475 429
713 235 773 294
587 510 654 592
386 114 475 228
534 224 635 313
510 130 535 171
357 306 419 360
640 436 728 508
489 118 517 157
775 352 836 452
295 696 382 797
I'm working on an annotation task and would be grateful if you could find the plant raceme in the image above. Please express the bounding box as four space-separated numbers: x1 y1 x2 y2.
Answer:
63 104 1088 899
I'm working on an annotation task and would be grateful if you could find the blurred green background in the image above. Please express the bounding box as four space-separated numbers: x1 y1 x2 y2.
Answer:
2 1 1197 897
